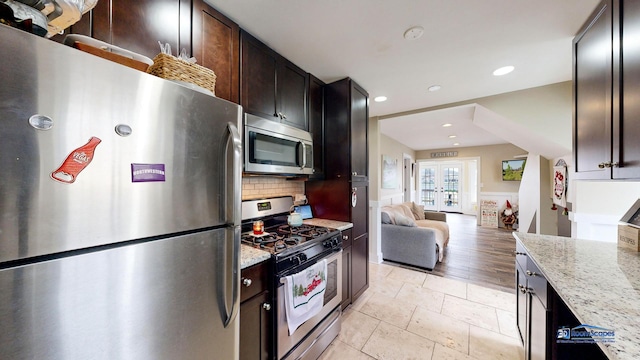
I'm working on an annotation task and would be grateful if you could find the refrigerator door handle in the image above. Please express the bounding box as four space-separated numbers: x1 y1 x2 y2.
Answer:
220 122 242 327
223 122 243 226
219 225 241 327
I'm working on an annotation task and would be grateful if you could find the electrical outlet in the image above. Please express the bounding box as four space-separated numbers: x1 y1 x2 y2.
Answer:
294 194 307 204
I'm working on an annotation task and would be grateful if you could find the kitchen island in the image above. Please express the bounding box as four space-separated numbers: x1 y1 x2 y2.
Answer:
514 232 640 360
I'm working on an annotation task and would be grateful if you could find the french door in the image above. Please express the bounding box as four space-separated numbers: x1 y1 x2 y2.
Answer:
418 162 462 212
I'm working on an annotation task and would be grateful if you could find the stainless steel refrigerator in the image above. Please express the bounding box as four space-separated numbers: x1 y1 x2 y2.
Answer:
0 24 242 359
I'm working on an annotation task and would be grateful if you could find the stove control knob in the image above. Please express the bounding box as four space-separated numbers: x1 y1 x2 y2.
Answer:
323 241 331 248
299 253 308 262
332 238 339 247
291 255 301 266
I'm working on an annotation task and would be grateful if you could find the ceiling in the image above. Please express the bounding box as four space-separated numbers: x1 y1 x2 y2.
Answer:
204 0 600 150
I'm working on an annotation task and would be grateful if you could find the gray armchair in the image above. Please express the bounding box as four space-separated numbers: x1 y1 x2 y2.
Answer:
381 223 438 270
380 205 449 271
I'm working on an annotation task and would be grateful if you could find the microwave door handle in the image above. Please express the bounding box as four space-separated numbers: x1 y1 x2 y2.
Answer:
299 141 307 170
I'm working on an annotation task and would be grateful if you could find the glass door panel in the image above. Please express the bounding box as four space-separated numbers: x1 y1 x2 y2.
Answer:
418 162 462 212
441 166 460 212
419 166 437 211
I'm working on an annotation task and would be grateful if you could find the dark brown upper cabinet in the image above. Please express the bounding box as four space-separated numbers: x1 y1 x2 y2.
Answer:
573 0 613 179
309 75 325 178
241 30 309 130
614 0 640 178
574 0 640 179
192 0 240 103
90 0 190 60
323 78 369 182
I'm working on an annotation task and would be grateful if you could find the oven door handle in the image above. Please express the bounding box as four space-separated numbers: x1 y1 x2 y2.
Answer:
279 249 342 283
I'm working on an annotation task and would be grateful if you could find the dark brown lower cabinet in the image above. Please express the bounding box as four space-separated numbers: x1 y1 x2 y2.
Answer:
340 229 352 310
516 240 607 360
351 233 369 302
240 262 272 360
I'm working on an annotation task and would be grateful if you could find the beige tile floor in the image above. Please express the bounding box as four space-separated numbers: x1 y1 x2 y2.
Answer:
319 262 525 360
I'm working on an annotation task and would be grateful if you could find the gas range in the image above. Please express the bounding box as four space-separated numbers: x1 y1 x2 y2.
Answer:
241 197 342 275
242 197 344 360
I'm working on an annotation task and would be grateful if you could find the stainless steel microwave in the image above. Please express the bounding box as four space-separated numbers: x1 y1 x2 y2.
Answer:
244 113 313 176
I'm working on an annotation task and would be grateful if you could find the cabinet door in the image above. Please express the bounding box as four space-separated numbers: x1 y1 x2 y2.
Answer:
278 59 309 130
528 294 548 360
240 291 272 360
516 264 527 345
241 31 278 120
573 0 613 179
614 0 640 178
92 0 188 60
351 233 369 302
341 245 352 310
309 75 325 178
192 0 239 103
351 81 369 181
351 185 369 240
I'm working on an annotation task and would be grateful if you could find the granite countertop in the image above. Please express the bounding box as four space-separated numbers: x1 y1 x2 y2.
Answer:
303 218 353 231
514 232 640 360
240 244 271 269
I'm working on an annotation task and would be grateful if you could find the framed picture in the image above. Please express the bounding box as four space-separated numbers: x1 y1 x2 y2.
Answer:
382 155 397 189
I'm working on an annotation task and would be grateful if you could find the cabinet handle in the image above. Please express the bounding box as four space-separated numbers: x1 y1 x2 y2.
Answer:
518 284 526 294
352 172 358 176
598 161 620 169
525 270 537 277
514 251 526 256
262 303 271 311
343 235 349 241
242 278 252 287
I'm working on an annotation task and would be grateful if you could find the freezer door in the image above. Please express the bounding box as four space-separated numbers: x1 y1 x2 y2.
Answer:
0 228 240 360
0 25 243 262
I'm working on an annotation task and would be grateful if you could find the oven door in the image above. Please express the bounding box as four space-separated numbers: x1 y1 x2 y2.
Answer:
244 115 313 176
276 249 342 359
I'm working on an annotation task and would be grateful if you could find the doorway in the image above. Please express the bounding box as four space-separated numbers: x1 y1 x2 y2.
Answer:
417 159 478 214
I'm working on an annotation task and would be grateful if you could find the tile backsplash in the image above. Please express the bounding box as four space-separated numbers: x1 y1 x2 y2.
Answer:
242 176 305 200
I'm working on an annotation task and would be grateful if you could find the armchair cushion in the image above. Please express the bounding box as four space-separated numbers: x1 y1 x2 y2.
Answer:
404 201 426 220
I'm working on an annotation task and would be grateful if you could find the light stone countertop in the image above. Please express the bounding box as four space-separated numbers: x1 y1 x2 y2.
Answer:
303 218 353 231
240 244 271 269
513 232 640 360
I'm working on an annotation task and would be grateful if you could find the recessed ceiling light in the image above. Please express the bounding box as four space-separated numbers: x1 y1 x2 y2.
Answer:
428 85 441 92
374 96 387 102
453 143 460 146
493 66 515 76
403 26 424 40
448 135 457 139
442 123 452 127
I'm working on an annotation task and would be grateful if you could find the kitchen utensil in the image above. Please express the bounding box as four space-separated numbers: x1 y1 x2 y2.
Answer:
287 212 303 227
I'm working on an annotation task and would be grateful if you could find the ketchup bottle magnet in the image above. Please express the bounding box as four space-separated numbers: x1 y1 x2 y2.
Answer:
51 137 102 184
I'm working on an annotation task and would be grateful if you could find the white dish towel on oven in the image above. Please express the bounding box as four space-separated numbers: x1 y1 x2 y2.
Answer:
283 259 327 335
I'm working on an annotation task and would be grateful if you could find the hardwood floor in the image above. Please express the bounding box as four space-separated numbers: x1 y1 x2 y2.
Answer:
384 213 517 294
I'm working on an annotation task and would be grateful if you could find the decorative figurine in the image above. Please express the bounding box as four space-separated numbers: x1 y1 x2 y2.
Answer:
501 200 517 230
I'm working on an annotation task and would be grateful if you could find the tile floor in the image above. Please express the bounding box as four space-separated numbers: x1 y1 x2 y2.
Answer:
319 262 525 360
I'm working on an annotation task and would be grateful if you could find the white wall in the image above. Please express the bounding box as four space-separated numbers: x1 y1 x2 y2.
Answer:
369 117 382 263
518 154 556 235
379 134 416 205
571 181 640 242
